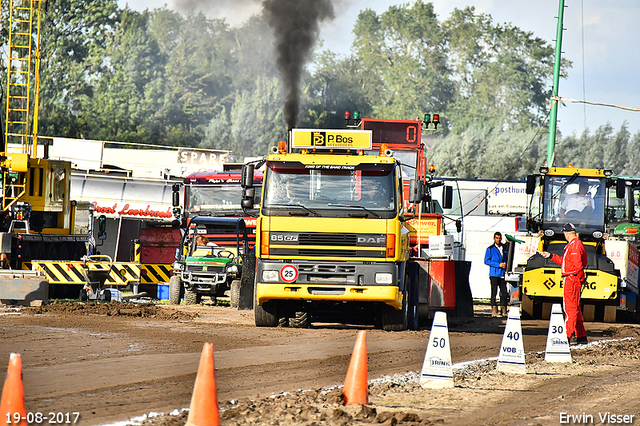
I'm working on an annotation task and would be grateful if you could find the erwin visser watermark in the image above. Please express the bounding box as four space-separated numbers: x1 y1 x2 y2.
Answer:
560 412 635 424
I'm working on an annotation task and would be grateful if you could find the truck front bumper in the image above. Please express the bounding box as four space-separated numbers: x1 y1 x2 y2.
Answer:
255 282 402 309
255 259 403 309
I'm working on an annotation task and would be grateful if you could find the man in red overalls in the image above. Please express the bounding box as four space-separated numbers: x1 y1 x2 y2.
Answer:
541 223 588 345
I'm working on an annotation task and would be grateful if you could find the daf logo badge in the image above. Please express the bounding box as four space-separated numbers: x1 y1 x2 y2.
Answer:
357 236 385 244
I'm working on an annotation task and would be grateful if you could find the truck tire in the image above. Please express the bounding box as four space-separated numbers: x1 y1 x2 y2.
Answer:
238 251 256 310
289 311 309 328
254 279 278 326
184 288 201 305
382 276 409 331
230 280 240 308
255 301 279 327
168 275 182 305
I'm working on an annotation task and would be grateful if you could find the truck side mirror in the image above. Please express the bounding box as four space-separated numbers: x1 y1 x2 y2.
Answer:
172 183 181 207
242 164 255 188
98 215 107 240
616 179 626 199
526 175 536 195
241 188 255 209
408 180 423 204
442 185 453 209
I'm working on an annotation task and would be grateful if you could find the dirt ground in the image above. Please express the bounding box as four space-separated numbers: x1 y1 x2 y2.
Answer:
2 301 640 426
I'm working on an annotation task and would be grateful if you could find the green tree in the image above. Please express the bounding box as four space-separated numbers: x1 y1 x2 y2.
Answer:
426 125 546 179
38 0 121 138
299 51 371 129
202 77 285 159
350 1 454 122
443 7 559 133
85 8 165 143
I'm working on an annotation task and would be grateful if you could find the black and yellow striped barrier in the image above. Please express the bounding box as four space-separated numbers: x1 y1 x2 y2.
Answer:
139 263 173 284
30 261 140 286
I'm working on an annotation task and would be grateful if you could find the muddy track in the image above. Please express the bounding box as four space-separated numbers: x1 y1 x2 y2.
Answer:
1 303 640 425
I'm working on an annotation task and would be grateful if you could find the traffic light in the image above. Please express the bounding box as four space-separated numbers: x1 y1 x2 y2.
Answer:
423 113 441 131
432 114 440 129
344 110 362 128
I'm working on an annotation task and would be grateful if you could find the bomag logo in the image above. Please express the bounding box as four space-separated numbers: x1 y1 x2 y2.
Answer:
311 132 353 146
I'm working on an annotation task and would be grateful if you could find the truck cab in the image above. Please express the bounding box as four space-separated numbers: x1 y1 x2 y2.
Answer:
242 129 414 330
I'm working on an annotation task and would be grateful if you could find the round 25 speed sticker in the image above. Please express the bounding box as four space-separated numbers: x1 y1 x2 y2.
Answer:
280 264 299 283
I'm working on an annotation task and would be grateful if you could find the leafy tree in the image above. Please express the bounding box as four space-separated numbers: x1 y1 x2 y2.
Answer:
38 0 121 138
623 131 640 177
202 77 285 159
299 51 371 129
426 125 546 179
350 1 454 122
443 7 560 133
85 8 165 143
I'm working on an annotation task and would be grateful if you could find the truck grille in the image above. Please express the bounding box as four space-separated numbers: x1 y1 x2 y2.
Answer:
298 233 357 246
187 265 225 273
298 264 356 273
271 248 385 258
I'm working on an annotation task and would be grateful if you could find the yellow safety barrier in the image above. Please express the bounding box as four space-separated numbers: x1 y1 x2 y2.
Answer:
140 263 173 284
30 261 140 286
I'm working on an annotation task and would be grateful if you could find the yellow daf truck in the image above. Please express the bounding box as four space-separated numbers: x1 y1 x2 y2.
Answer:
241 128 418 330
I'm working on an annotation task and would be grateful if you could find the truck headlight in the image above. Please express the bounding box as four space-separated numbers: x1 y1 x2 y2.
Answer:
375 273 393 284
262 270 279 282
228 265 239 276
173 262 184 271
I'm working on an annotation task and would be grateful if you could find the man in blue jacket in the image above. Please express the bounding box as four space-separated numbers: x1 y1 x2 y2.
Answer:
484 232 509 317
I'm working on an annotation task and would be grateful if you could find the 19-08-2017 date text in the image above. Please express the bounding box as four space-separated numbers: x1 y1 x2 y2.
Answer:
6 412 80 424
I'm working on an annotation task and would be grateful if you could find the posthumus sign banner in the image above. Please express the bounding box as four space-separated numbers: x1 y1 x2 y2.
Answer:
291 129 372 150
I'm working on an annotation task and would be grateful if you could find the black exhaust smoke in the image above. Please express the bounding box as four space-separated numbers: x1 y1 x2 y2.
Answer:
262 0 334 129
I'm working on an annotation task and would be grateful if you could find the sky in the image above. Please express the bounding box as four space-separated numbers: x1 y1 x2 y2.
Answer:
117 0 640 138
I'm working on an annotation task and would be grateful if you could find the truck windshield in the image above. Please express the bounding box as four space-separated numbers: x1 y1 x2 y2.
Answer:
186 185 261 217
262 162 397 217
543 175 606 232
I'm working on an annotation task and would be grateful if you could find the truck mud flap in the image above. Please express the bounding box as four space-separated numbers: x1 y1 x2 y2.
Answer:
408 259 473 318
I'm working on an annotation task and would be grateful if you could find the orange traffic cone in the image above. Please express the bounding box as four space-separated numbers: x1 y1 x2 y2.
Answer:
185 343 220 426
343 330 368 405
1 353 26 426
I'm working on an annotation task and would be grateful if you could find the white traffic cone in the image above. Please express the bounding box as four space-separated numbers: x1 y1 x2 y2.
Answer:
419 311 454 388
544 303 572 363
496 306 526 374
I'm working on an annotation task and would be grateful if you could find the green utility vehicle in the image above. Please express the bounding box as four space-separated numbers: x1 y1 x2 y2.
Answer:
169 217 255 309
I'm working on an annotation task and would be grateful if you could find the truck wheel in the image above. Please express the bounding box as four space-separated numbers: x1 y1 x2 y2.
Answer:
230 280 240 308
238 251 256 310
79 288 88 302
289 311 309 328
382 277 409 331
184 288 201 305
103 289 112 302
255 301 279 327
168 276 182 305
